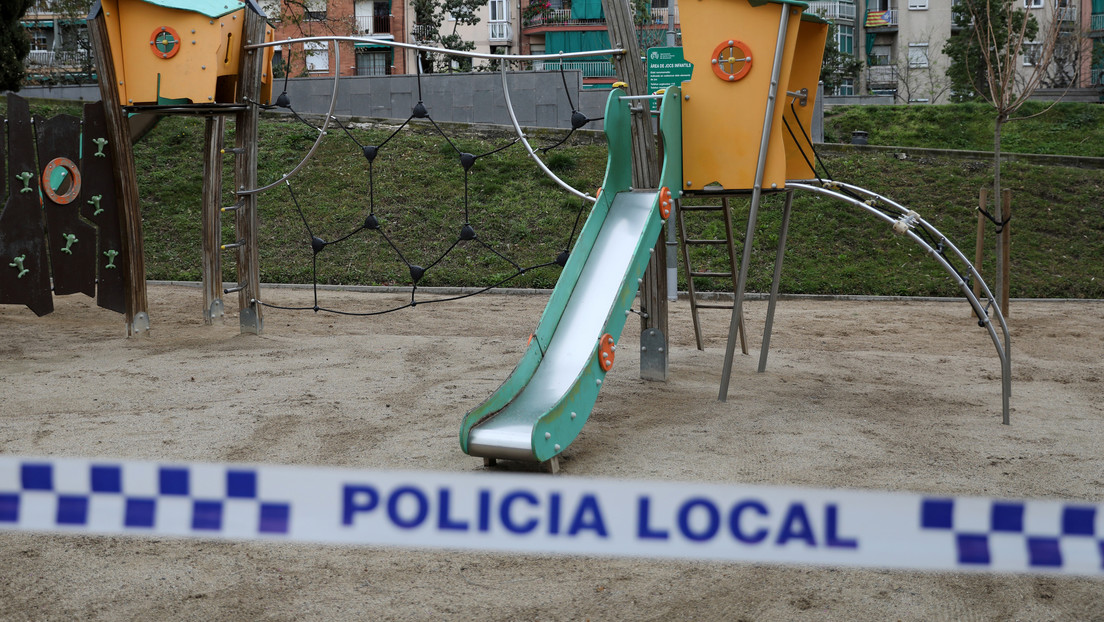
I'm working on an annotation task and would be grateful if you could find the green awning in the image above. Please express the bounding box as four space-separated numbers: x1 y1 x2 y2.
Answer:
20 20 53 27
546 30 612 60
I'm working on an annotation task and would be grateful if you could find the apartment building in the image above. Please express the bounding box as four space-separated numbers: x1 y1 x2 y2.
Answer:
263 0 410 77
810 0 1098 103
19 1 92 81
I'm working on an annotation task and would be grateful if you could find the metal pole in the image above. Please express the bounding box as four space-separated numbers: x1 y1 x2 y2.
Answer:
758 188 793 372
718 6 793 401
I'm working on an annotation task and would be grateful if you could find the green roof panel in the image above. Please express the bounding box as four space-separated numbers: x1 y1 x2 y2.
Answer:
138 0 247 19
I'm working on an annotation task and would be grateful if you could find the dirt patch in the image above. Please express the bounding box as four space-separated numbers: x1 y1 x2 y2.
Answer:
1 284 1101 621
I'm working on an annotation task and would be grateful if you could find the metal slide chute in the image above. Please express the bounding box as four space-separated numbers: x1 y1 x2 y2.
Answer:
459 87 684 467
783 181 1012 424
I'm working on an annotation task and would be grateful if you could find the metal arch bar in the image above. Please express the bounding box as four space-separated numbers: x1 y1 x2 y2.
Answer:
237 41 341 196
244 35 625 63
499 62 595 204
618 94 665 100
789 182 1011 425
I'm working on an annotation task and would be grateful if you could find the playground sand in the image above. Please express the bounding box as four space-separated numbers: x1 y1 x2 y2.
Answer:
1 283 1102 621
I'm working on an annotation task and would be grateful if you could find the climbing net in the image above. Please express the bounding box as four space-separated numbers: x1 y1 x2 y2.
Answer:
256 61 603 317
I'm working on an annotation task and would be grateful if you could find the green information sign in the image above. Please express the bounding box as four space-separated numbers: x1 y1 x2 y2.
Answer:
646 47 693 109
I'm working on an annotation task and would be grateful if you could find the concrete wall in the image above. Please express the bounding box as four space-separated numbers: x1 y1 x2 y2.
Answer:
8 83 101 102
278 70 608 130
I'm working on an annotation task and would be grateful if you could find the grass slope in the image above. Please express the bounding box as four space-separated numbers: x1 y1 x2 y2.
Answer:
6 98 1102 299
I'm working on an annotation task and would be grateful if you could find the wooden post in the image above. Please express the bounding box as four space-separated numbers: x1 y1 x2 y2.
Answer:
973 188 986 300
602 0 667 381
87 8 149 337
232 9 268 335
202 116 225 324
1000 188 1011 318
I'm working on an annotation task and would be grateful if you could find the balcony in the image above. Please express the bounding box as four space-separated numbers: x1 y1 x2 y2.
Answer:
864 8 898 27
529 59 616 78
866 64 899 87
1091 13 1104 31
25 49 89 67
489 21 512 42
354 15 392 36
1055 6 1077 22
523 7 675 29
807 0 857 21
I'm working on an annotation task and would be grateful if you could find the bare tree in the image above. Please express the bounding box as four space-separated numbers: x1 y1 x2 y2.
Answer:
958 0 1064 310
895 31 951 103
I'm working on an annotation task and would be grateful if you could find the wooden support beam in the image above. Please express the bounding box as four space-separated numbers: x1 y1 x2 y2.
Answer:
602 0 667 381
88 9 149 337
232 9 268 335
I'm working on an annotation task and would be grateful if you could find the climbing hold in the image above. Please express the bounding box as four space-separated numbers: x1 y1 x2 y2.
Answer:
612 81 628 89
92 137 109 157
16 171 33 193
459 224 476 241
60 233 79 255
409 265 426 283
459 152 477 171
311 236 327 254
103 249 119 269
362 145 378 163
8 254 29 279
412 102 428 119
597 333 615 371
570 110 588 130
364 213 380 229
658 187 672 219
555 250 569 267
88 195 104 215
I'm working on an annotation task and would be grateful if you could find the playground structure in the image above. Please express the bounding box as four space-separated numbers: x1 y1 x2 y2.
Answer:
0 0 1010 473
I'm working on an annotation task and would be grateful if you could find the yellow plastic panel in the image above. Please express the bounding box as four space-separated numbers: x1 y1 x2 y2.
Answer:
680 0 803 191
113 0 246 105
100 0 129 104
782 17 828 181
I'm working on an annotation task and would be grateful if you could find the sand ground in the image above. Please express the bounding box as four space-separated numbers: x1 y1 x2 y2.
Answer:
1 283 1102 621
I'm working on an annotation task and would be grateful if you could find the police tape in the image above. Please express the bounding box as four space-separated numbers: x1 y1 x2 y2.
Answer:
1 455 1101 576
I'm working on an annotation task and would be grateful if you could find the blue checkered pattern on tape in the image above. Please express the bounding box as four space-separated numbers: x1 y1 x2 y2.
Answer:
920 498 1104 570
0 462 290 535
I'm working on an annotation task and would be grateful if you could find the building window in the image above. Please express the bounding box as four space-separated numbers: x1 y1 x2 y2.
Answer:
871 44 893 66
837 25 854 55
1022 42 1041 65
835 78 855 96
356 50 390 76
305 42 329 72
306 0 327 20
1023 0 1042 7
31 32 48 51
908 42 929 68
908 0 928 9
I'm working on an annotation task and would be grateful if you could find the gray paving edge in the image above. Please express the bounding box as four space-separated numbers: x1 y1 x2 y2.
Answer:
148 281 1102 304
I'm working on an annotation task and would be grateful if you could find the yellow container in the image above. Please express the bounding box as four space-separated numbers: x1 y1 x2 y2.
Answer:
99 0 273 106
680 0 807 191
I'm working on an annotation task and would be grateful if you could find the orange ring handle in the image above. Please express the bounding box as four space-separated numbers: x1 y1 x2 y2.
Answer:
711 39 753 82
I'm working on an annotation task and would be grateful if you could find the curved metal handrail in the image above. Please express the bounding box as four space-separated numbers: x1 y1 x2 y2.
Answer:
790 181 1011 425
237 41 340 196
244 35 624 62
500 62 595 203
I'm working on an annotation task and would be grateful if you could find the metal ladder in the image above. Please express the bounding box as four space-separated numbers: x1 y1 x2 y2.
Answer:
675 197 748 353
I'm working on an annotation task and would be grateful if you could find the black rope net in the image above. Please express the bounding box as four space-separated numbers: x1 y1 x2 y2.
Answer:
257 62 598 316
